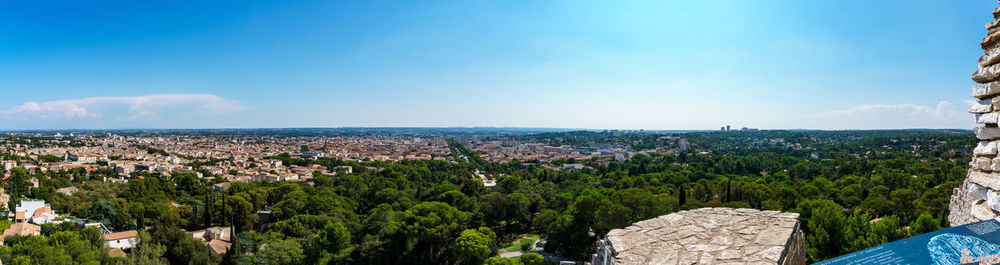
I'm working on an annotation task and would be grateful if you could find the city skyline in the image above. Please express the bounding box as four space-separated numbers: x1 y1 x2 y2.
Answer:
2 1 994 130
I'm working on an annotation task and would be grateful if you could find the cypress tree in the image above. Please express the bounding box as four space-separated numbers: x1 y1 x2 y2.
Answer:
678 184 686 206
204 189 212 227
725 179 731 203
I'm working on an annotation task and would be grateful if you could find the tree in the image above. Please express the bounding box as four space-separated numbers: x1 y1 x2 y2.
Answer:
910 213 940 236
126 231 169 265
312 221 353 264
226 196 257 233
806 201 846 261
889 189 918 221
521 253 546 265
256 238 305 264
452 227 495 264
402 201 470 264
678 184 687 206
483 256 517 265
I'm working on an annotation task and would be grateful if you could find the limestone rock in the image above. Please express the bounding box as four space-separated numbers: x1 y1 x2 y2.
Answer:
969 171 1000 191
976 127 1000 140
974 82 1000 99
982 47 1000 68
977 112 1000 124
973 63 1000 83
989 191 1000 212
984 30 1000 49
974 141 999 156
971 99 996 114
973 157 993 171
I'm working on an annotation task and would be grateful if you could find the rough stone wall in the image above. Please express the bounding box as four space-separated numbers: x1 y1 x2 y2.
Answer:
781 226 806 265
591 208 806 265
950 2 1000 227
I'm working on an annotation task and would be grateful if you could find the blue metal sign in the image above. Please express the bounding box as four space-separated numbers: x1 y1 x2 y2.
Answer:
817 220 1000 265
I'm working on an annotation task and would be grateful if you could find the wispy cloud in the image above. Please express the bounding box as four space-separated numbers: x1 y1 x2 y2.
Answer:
2 94 250 120
814 101 968 129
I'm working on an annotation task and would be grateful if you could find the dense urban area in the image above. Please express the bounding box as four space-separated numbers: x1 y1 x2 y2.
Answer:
0 128 974 264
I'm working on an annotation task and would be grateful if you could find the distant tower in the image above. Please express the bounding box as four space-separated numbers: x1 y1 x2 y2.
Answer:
950 1 1000 226
726 125 731 132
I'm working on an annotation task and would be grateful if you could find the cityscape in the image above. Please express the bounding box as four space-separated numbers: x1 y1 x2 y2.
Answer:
0 1 997 265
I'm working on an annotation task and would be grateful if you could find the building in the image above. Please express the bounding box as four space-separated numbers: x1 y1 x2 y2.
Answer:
187 226 232 255
14 199 47 223
334 165 353 174
65 153 107 163
592 208 805 265
2 161 16 170
679 139 690 152
1 222 40 244
30 206 59 224
104 230 139 249
298 151 324 158
562 164 586 171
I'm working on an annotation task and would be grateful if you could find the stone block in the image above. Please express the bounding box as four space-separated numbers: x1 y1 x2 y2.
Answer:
975 82 1000 99
976 127 1000 140
969 171 1000 191
978 112 1000 124
975 157 994 171
984 30 1000 49
971 99 995 114
982 46 1000 68
974 141 999 156
972 203 997 221
973 63 1000 83
990 191 1000 212
969 183 989 201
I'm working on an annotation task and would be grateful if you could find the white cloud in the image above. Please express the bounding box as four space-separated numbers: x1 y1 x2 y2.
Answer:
814 101 968 129
2 93 250 120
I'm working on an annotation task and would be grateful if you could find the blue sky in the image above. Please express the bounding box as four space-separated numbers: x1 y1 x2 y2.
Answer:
0 0 994 130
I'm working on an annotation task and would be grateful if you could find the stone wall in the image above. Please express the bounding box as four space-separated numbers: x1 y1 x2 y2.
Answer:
591 207 806 265
950 2 1000 227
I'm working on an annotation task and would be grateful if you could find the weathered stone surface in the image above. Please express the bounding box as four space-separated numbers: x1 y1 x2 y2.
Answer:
989 191 1000 212
973 157 993 171
974 141 999 156
974 82 1000 99
592 208 806 265
976 127 1000 140
984 30 1000 49
971 99 996 114
973 63 1000 83
699 252 715 265
968 171 1000 191
982 47 1000 68
978 112 1000 124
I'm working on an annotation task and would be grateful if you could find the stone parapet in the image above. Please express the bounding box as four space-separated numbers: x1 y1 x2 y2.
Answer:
591 207 806 265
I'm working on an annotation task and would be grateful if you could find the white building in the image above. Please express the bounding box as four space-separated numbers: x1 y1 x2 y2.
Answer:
15 200 47 222
104 230 138 249
2 161 15 171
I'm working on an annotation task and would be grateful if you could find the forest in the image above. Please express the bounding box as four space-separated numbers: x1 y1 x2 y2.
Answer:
0 130 976 264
